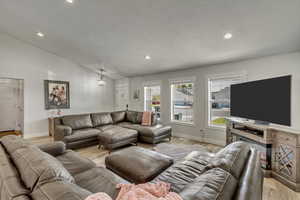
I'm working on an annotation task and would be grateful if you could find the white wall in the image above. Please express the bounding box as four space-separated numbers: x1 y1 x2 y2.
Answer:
115 78 129 111
128 52 300 146
0 33 115 138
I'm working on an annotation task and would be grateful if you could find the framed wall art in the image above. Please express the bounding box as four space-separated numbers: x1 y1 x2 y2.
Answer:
44 80 70 110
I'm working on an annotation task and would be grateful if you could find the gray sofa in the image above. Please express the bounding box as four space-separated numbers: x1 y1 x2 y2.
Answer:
53 110 172 150
0 135 127 200
0 136 263 200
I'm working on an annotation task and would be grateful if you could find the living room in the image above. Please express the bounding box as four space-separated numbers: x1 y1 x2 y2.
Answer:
0 0 300 200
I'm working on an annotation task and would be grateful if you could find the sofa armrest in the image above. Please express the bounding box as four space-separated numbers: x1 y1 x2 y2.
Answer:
54 125 72 141
38 141 66 156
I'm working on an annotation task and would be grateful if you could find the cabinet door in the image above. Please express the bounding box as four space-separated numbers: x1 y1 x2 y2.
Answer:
273 142 296 182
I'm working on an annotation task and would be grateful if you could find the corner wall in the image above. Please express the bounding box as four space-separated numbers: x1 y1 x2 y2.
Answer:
127 52 300 146
0 33 115 138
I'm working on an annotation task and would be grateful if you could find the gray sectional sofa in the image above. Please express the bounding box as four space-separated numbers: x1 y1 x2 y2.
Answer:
53 110 172 150
0 135 263 200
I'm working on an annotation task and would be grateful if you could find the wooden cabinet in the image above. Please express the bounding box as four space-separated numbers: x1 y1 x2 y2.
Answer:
226 118 300 192
272 130 300 191
48 118 55 137
0 130 22 138
273 143 296 181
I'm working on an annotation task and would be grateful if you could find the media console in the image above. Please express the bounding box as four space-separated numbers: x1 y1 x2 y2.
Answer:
226 118 300 192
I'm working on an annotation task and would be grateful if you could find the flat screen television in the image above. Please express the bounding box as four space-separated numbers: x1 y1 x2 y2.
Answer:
230 75 291 126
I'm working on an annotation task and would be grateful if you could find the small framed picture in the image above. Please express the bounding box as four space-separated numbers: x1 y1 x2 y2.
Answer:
133 88 140 101
44 80 70 110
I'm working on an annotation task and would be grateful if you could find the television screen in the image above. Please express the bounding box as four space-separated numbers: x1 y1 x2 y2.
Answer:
230 75 291 126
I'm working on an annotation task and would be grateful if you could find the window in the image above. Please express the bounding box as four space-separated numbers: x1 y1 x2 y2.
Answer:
144 85 161 120
208 75 245 128
171 80 194 123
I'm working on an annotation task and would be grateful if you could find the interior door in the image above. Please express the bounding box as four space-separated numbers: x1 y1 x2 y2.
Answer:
144 85 161 120
0 79 24 132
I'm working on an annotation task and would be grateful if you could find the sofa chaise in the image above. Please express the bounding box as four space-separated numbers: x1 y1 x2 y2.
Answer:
53 110 172 150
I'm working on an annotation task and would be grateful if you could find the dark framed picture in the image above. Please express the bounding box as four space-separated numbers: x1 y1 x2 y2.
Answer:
44 80 70 110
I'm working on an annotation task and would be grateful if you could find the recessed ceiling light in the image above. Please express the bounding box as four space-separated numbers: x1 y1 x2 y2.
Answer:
145 55 151 60
36 32 45 38
224 33 233 40
66 0 73 3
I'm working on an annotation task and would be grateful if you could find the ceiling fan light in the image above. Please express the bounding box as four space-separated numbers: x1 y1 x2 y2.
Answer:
98 79 106 86
98 68 106 86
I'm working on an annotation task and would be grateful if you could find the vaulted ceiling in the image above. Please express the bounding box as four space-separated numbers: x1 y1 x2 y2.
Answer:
0 0 300 78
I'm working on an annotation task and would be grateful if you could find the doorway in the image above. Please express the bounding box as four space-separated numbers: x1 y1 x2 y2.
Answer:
144 85 161 120
0 78 24 137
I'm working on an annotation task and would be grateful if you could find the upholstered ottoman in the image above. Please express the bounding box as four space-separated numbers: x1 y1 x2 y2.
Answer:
138 125 172 144
98 126 138 152
105 147 174 183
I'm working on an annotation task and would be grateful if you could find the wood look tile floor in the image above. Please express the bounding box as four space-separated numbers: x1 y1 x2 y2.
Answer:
28 136 300 200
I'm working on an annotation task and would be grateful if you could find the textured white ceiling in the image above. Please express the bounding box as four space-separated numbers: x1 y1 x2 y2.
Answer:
0 0 299 78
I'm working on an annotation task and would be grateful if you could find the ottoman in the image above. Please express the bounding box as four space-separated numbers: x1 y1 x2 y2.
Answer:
105 147 174 183
119 123 172 144
98 126 138 152
138 125 172 144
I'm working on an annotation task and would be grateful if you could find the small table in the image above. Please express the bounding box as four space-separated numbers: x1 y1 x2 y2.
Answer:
0 130 22 138
105 147 174 183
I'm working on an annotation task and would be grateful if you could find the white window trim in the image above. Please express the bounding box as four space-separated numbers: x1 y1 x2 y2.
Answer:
143 80 162 87
169 77 196 125
169 76 196 84
171 120 196 127
205 71 247 130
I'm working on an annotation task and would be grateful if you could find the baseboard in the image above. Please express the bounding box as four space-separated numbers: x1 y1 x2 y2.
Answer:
172 131 226 146
203 137 226 146
23 132 48 139
172 132 204 143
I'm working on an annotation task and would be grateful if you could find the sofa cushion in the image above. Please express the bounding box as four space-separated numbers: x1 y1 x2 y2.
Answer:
153 151 212 193
38 141 66 157
119 123 171 138
179 168 238 200
97 125 119 132
31 181 91 200
136 112 143 124
63 128 101 143
98 127 138 144
10 146 74 190
125 111 138 123
117 122 132 127
62 114 93 130
111 111 126 123
91 113 113 127
56 150 96 176
117 122 142 130
129 112 156 125
73 128 101 135
74 167 128 199
0 135 32 154
208 141 250 179
0 145 30 199
13 196 31 200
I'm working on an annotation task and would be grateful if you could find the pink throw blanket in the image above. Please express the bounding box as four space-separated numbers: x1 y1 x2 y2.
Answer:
85 193 112 200
142 111 152 126
85 182 182 200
